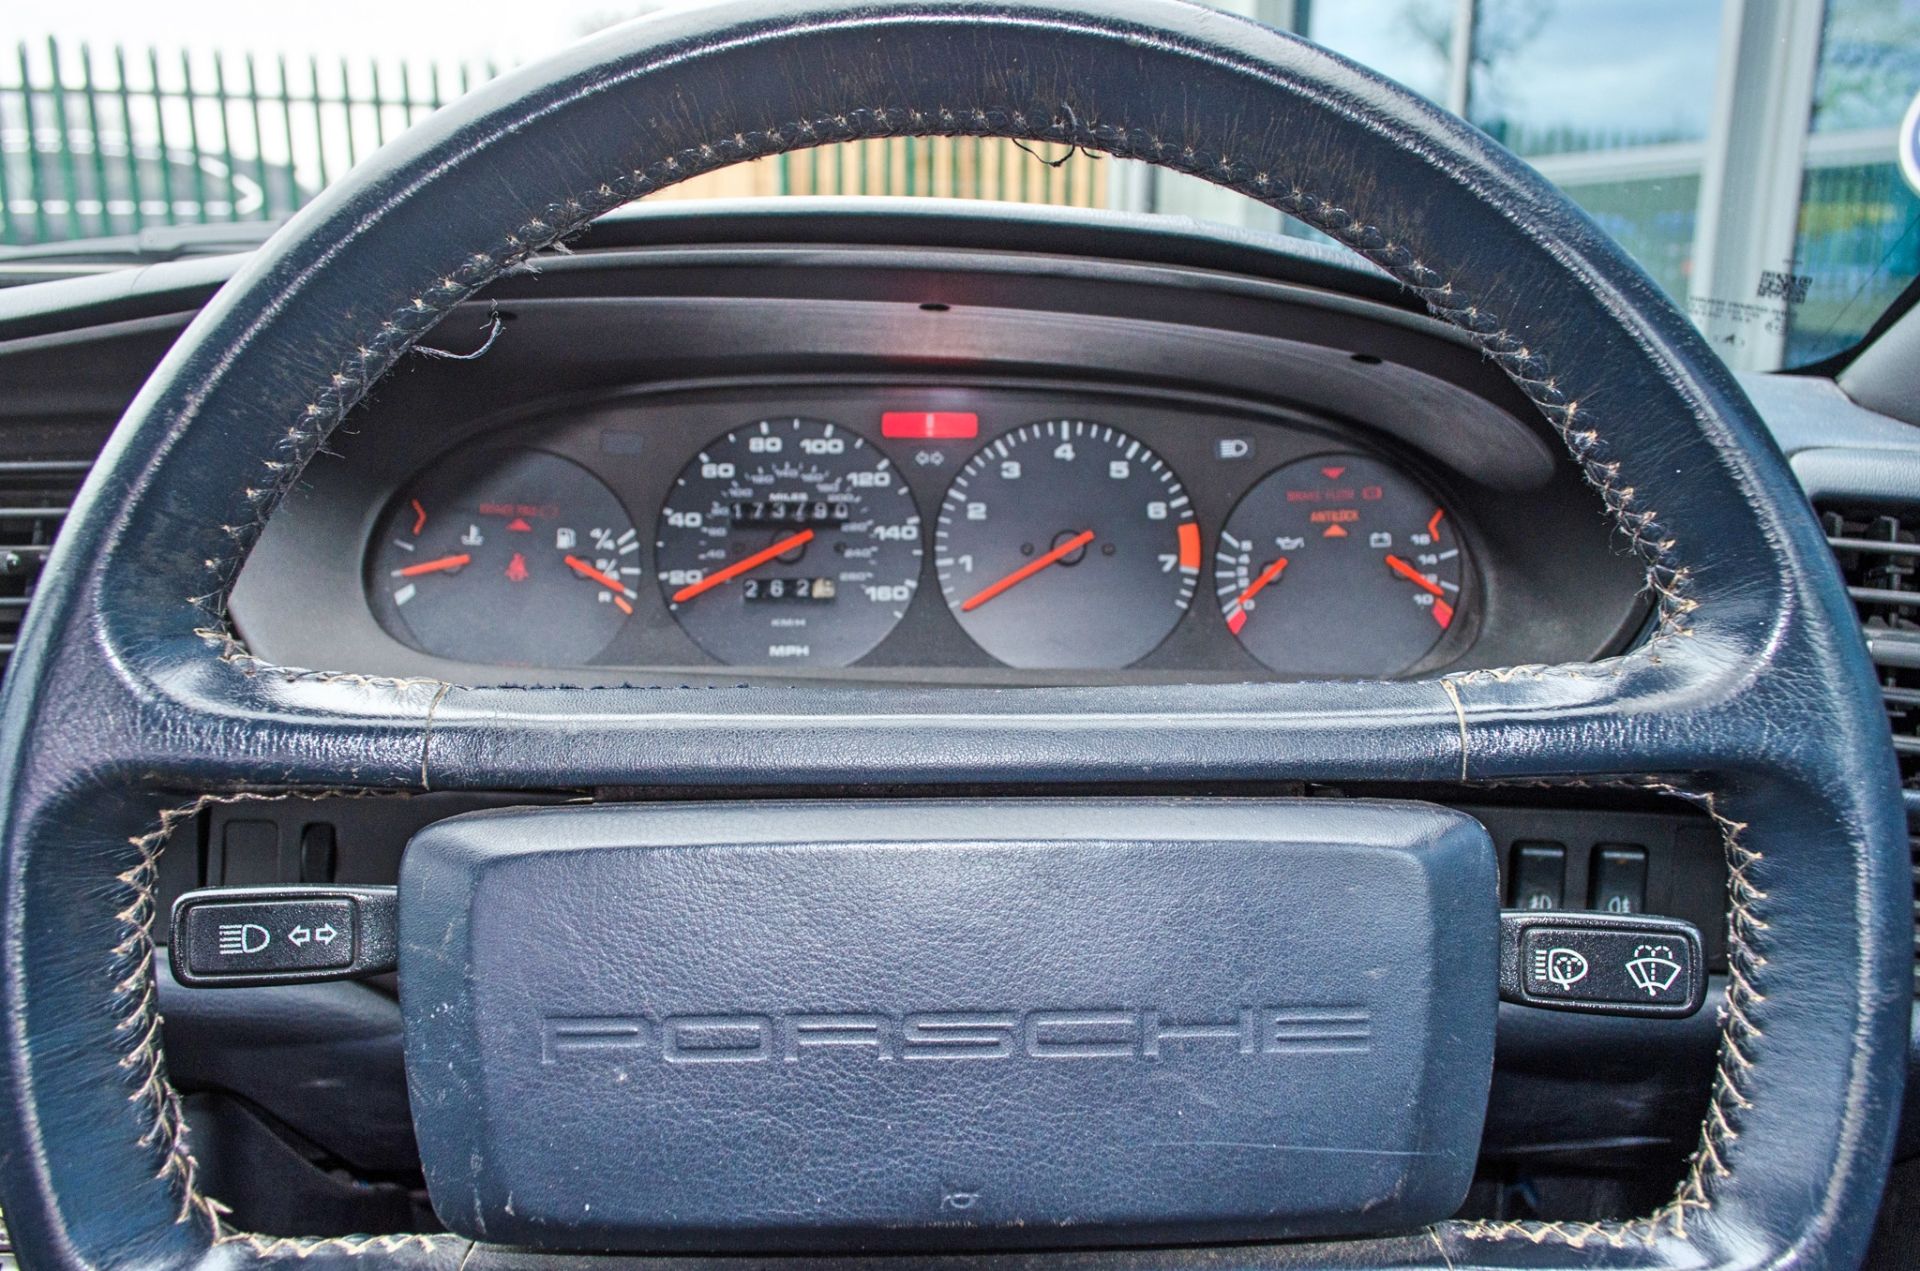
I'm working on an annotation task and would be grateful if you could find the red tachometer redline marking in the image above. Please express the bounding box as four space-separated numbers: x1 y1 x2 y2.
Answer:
1177 522 1201 570
1385 553 1453 630
960 530 1095 613
671 529 816 604
1426 507 1445 541
393 552 470 578
409 499 428 536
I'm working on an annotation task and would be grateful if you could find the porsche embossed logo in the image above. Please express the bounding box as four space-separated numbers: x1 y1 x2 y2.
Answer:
539 1007 1371 1064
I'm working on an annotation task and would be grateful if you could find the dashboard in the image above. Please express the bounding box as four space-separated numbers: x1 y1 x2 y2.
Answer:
209 207 1651 687
353 385 1476 678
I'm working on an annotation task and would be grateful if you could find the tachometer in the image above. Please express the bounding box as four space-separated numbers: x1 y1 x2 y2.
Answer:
934 420 1200 668
654 418 921 667
1214 453 1467 676
368 448 640 665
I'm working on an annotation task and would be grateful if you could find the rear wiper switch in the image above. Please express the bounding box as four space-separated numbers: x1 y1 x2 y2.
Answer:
1498 909 1705 1018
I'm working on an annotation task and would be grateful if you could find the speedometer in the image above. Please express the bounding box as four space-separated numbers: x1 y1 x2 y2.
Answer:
654 418 921 667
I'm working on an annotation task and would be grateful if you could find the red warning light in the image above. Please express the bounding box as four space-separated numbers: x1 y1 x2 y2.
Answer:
1321 466 1347 480
505 552 530 582
882 411 979 440
506 517 533 532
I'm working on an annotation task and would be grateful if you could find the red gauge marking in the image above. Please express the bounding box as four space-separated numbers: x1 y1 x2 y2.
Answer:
1226 557 1290 635
1385 553 1454 630
1177 522 1201 570
393 553 470 578
670 529 816 604
960 530 1095 613
409 499 428 536
1427 507 1445 540
881 411 979 440
505 553 530 583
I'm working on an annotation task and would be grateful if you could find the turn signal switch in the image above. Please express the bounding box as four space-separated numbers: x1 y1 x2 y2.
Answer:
170 885 397 987
1498 910 1705 1018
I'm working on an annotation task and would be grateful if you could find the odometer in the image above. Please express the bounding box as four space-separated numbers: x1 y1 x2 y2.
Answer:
654 419 921 667
934 420 1200 668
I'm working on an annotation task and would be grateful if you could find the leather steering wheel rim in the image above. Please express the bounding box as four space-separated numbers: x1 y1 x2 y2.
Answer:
0 2 1906 1267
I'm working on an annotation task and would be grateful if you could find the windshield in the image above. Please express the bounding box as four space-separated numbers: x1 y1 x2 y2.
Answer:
3 0 1917 372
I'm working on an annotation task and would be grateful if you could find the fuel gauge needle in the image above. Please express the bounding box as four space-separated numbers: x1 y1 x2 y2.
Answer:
565 555 637 615
961 530 1095 613
392 553 470 578
1384 553 1454 629
671 528 815 604
1225 557 1288 634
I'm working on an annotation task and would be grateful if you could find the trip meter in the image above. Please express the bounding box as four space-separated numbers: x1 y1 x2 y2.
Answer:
1214 453 1468 676
654 418 921 666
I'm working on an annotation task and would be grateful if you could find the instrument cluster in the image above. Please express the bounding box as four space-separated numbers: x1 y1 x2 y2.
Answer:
360 385 1478 679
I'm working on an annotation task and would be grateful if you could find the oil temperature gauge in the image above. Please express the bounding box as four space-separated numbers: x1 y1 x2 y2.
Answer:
367 448 640 665
1214 453 1468 677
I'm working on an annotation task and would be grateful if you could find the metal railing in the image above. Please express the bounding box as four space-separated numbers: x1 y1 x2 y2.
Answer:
1 38 500 245
0 38 1108 248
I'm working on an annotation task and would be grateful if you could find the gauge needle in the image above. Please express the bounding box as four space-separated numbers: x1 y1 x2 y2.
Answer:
1384 553 1454 629
671 528 816 604
564 555 637 615
1226 557 1289 634
961 530 1095 613
392 553 470 578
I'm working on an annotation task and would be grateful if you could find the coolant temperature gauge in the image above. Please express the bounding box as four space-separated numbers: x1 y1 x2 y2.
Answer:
367 448 640 665
1213 453 1468 677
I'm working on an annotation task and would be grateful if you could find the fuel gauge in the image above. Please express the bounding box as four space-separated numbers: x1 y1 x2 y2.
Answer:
1213 453 1468 677
368 448 640 665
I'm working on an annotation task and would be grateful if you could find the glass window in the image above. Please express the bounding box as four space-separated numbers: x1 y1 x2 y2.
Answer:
1304 0 1455 104
1810 0 1920 132
1466 0 1722 157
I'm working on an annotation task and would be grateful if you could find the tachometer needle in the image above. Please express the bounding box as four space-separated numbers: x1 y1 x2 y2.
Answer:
961 530 1095 613
1384 553 1454 629
671 528 815 604
1226 557 1289 634
392 553 470 578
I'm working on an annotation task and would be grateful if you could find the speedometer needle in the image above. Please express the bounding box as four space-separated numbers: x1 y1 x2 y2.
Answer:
1385 553 1454 629
671 528 815 604
392 553 470 578
961 530 1095 613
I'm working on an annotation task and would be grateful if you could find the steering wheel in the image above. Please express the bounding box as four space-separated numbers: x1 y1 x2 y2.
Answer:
0 1 1906 1267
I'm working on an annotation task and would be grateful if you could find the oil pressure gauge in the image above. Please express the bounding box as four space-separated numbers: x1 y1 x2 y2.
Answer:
1214 453 1468 677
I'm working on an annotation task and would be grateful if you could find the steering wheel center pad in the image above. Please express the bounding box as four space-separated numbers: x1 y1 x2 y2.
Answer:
0 3 1904 1269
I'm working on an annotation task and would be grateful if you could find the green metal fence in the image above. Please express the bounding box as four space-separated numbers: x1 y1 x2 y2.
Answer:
0 39 500 246
0 38 1110 248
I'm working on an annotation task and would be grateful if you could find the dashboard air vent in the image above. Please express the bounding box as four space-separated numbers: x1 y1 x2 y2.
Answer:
0 460 88 682
1819 503 1920 785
